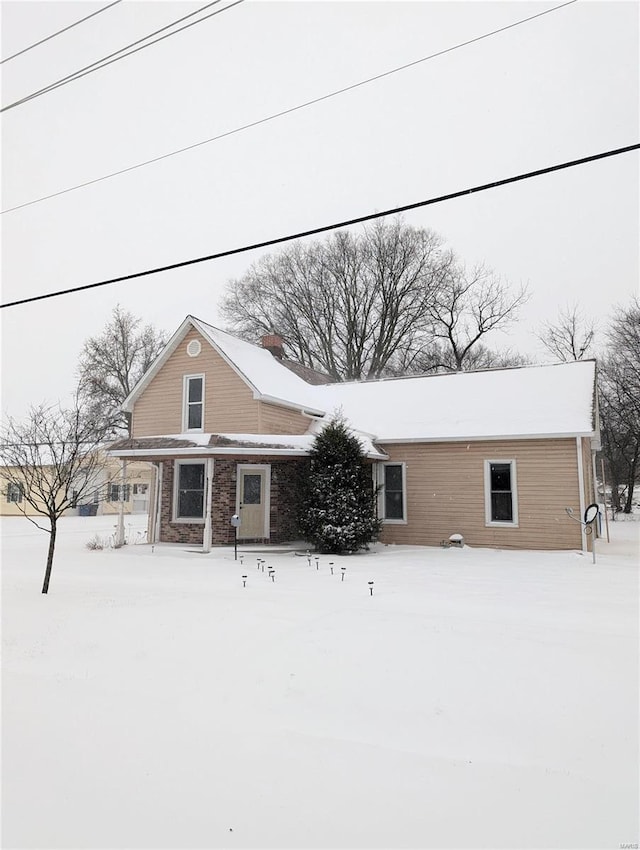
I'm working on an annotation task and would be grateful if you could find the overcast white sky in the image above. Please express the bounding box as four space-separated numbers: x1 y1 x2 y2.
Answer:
1 0 638 420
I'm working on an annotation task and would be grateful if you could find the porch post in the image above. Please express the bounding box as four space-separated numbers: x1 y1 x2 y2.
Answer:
202 457 214 553
116 459 127 546
148 462 161 544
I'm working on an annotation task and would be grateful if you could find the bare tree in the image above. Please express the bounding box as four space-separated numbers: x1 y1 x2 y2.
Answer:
0 402 110 593
538 304 597 362
599 297 640 513
78 306 167 435
221 218 452 381
408 262 530 373
405 342 531 375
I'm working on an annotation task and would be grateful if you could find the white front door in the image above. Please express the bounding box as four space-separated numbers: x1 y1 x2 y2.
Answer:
237 466 270 539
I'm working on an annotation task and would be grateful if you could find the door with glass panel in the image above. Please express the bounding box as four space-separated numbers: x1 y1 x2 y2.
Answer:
237 467 268 539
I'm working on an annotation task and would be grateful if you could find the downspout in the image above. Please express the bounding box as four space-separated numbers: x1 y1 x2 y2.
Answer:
591 450 600 538
202 457 214 553
576 437 587 552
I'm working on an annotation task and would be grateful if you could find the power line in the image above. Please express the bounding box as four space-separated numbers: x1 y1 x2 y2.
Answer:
1 0 577 214
2 143 637 310
0 0 224 111
1 0 244 114
1 1 123 64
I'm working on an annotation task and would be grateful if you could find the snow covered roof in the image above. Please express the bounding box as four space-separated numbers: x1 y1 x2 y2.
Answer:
123 317 325 415
314 360 597 442
108 432 388 460
123 316 597 444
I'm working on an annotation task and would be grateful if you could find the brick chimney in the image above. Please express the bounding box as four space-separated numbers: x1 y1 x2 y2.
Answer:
261 333 284 359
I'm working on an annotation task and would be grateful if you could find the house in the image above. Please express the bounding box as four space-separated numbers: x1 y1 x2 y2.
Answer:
0 455 154 518
108 315 599 552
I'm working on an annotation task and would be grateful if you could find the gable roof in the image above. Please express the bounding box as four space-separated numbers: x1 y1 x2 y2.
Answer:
315 360 597 442
122 316 325 416
123 316 597 443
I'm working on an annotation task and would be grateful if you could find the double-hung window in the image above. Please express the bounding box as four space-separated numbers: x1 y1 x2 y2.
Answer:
174 462 206 521
380 462 406 522
6 482 23 503
183 375 204 432
484 460 518 526
108 484 131 502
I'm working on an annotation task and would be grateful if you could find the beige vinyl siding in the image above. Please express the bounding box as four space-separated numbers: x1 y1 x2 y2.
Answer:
132 329 261 436
258 402 310 435
379 438 583 550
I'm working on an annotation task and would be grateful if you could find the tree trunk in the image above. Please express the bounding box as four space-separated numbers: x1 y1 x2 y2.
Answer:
609 474 622 513
623 461 637 513
41 520 57 594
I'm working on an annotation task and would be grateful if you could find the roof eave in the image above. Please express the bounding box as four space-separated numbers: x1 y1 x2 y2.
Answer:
375 431 596 444
107 445 386 460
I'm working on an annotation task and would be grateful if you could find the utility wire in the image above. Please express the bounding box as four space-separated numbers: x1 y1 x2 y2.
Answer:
1 0 224 111
1 0 243 113
1 0 577 214
1 1 123 64
2 143 637 310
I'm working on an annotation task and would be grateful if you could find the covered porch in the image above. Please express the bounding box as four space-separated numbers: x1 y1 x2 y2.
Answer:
107 434 315 552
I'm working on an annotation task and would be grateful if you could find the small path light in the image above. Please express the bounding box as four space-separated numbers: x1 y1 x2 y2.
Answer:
257 558 261 570
306 550 311 567
242 575 247 588
368 581 374 596
341 566 346 582
239 555 244 566
315 557 320 570
261 560 265 573
330 562 334 575
269 569 275 583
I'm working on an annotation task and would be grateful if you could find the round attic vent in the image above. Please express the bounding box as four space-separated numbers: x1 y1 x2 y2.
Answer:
187 339 201 357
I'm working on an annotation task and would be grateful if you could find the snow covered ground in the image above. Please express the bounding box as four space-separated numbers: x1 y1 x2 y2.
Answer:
2 515 638 849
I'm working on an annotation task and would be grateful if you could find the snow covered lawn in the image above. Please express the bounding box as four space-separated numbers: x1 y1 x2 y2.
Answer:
2 516 638 849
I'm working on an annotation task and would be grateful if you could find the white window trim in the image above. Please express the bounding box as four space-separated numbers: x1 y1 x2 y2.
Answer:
235 464 271 539
378 461 407 524
484 459 519 527
182 374 205 433
173 460 206 524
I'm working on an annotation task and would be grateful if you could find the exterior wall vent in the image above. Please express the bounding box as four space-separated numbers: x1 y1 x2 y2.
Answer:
187 339 201 357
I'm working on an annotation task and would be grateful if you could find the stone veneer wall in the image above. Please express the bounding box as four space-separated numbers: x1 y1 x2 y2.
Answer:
159 457 307 546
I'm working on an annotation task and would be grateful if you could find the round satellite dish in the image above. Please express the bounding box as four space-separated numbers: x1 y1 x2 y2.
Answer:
584 503 599 524
187 339 201 357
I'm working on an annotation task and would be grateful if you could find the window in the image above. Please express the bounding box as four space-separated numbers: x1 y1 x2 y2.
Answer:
380 463 406 522
133 483 148 495
484 460 518 526
6 482 23 503
175 462 205 521
183 375 204 431
108 484 131 502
